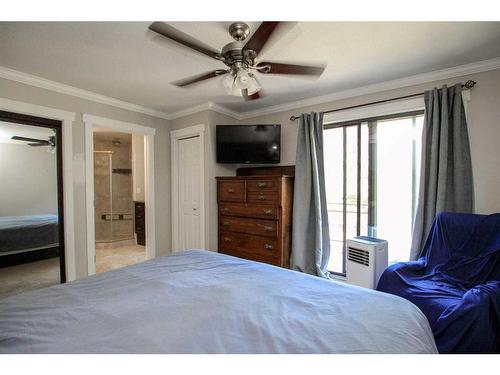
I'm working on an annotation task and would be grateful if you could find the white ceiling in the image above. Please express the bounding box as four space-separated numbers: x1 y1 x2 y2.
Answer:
0 121 53 145
1 22 500 115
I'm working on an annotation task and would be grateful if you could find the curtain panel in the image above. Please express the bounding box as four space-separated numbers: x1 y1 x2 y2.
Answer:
410 83 474 260
291 112 331 278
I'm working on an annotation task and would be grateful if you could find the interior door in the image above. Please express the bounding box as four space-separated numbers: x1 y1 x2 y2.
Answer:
177 135 202 250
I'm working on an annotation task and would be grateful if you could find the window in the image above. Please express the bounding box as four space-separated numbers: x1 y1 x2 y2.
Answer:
323 111 424 275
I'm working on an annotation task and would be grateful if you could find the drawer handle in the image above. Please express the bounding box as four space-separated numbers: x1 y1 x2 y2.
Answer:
263 209 273 215
223 237 232 243
264 225 273 232
265 243 274 250
257 182 267 188
221 207 230 214
223 220 230 227
257 194 266 201
227 188 235 193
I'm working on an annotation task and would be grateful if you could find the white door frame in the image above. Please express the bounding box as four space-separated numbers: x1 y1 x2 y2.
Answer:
83 114 156 276
0 97 77 281
171 124 206 251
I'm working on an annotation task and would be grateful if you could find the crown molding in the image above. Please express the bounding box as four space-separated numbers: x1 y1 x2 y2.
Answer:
0 66 171 120
2 57 500 123
233 57 500 120
167 100 240 120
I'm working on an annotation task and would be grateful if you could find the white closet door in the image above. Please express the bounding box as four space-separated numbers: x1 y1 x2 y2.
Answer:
177 135 202 250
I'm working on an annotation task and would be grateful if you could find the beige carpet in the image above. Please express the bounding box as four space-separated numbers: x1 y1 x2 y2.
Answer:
0 258 60 299
0 245 146 299
96 244 146 274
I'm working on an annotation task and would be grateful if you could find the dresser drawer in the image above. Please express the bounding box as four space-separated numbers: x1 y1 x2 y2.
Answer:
247 191 280 205
220 217 278 238
219 231 279 258
219 204 278 220
220 248 280 267
218 180 246 202
247 179 280 191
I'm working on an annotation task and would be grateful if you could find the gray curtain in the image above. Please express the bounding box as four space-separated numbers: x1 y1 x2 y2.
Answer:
291 112 330 278
410 83 473 260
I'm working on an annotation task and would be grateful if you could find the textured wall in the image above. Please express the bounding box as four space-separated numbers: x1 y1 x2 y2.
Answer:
0 143 58 216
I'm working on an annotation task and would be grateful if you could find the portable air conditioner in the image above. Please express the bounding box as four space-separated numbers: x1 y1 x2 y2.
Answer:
346 236 388 289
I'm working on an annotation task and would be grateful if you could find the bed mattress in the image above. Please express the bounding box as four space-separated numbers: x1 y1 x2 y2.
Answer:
0 215 59 255
0 250 437 353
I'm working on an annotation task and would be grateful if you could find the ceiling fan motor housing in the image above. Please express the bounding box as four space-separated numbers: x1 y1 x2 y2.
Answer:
229 22 250 41
221 41 256 69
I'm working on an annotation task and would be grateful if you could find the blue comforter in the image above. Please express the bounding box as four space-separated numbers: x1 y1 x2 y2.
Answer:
0 250 437 353
0 214 59 254
377 212 500 353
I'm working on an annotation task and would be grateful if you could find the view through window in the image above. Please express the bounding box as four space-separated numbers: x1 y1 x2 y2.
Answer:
323 111 424 275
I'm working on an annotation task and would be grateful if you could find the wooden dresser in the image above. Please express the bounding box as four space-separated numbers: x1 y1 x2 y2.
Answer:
134 201 146 246
216 167 294 268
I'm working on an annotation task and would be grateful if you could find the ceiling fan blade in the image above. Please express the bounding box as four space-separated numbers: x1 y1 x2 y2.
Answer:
28 142 49 147
256 62 325 76
149 22 223 61
243 22 280 56
11 136 48 143
242 89 262 101
173 70 228 87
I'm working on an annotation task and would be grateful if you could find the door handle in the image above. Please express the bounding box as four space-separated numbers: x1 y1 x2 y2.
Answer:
223 220 230 226
221 207 229 214
263 209 273 215
264 225 273 231
257 182 267 188
223 237 232 243
265 243 274 250
227 188 235 193
257 194 266 201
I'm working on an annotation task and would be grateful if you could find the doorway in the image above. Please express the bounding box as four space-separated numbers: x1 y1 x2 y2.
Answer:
171 124 206 251
0 111 65 298
93 131 146 273
84 115 156 276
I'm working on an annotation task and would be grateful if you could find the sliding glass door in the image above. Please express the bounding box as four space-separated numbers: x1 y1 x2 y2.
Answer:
323 112 424 275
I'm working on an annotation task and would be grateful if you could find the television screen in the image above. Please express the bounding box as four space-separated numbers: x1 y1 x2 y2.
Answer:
216 125 281 164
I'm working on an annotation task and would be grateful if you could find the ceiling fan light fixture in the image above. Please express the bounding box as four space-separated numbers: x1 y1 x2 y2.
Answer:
245 72 261 95
224 68 261 97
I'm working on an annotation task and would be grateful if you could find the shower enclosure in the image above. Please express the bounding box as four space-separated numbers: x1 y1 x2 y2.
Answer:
94 151 134 243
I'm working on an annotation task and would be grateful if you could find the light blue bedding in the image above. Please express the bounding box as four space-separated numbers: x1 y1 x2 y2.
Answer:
0 250 437 353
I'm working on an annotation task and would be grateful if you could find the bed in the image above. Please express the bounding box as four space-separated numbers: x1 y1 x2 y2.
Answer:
0 250 437 353
0 215 59 266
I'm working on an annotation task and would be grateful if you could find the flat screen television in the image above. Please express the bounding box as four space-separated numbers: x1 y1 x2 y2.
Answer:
216 124 281 164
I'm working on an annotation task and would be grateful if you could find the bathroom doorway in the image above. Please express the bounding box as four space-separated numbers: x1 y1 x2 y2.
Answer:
84 114 156 277
92 130 146 273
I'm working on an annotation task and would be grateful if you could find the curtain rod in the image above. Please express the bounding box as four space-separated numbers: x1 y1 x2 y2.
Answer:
289 80 477 122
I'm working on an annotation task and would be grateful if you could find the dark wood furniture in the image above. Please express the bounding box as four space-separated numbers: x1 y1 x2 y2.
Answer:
134 201 146 246
216 166 294 268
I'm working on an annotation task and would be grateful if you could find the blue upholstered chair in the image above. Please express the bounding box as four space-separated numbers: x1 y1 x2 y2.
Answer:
377 212 500 353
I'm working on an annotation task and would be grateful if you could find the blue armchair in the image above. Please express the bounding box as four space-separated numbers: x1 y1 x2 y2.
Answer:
377 212 500 353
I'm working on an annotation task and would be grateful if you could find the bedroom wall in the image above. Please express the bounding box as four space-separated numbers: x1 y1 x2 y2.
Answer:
171 68 500 255
0 77 171 279
0 143 58 216
237 68 500 215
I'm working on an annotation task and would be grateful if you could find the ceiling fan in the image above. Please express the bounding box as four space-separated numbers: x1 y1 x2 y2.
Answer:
148 21 326 101
11 135 56 150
